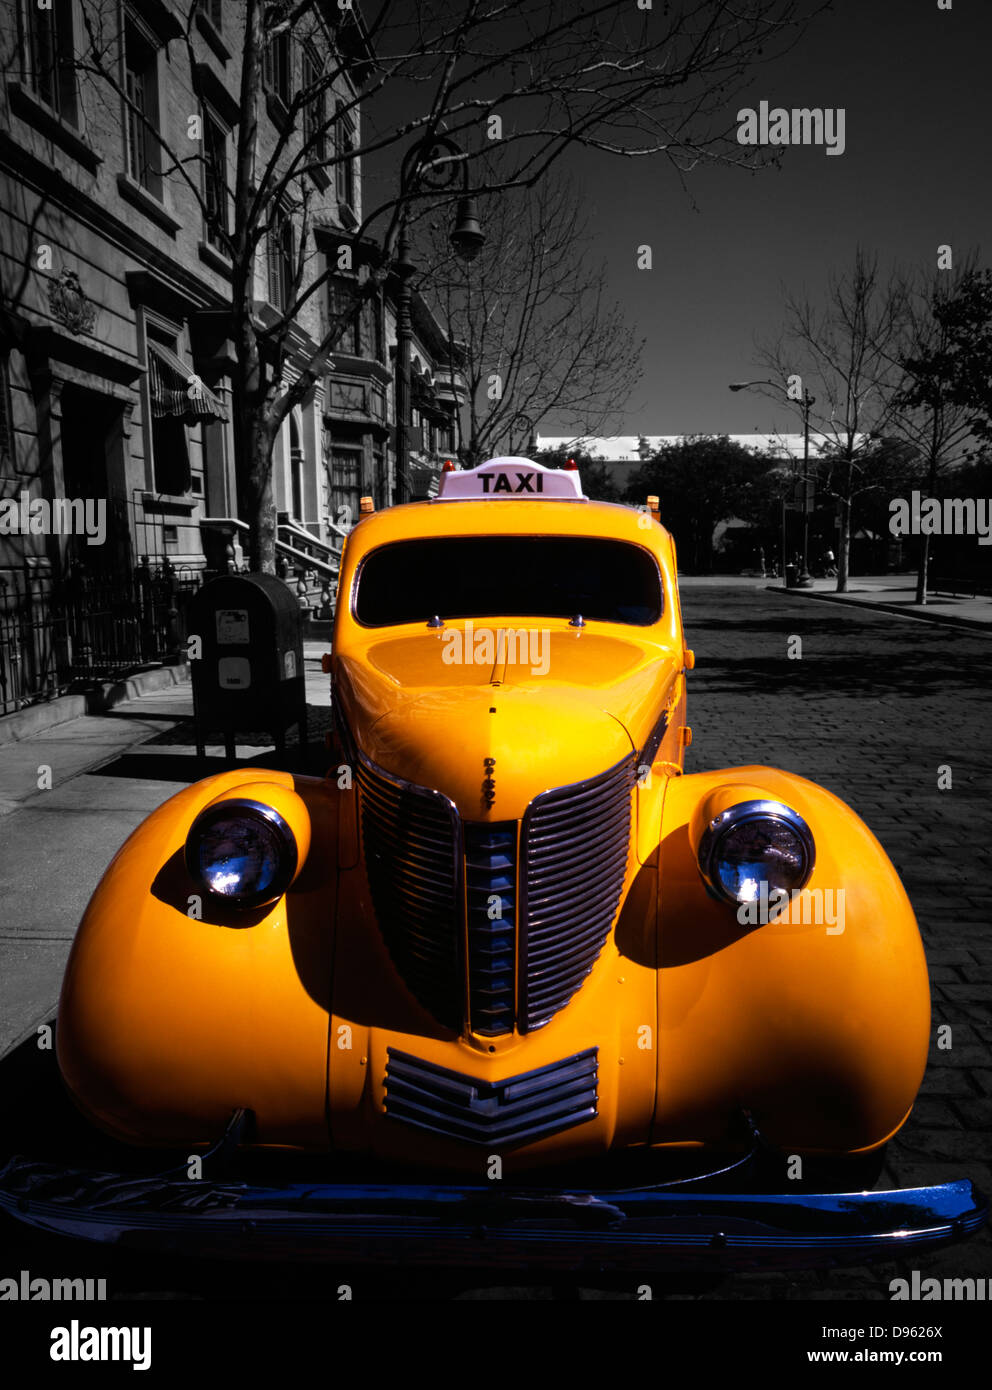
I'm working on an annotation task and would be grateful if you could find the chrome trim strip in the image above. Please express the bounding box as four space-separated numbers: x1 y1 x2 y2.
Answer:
0 1159 984 1271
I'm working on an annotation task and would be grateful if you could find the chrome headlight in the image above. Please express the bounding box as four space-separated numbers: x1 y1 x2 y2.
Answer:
185 799 298 908
697 799 815 905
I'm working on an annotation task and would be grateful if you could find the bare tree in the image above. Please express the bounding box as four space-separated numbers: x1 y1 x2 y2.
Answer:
418 176 642 461
758 250 909 591
890 262 981 604
59 0 821 571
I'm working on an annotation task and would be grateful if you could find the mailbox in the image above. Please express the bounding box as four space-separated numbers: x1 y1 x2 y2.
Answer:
188 573 307 760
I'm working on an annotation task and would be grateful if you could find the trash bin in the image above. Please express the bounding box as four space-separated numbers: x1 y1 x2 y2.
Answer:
784 563 798 589
187 573 307 760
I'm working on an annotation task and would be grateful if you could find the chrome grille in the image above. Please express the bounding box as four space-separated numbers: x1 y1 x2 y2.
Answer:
464 821 517 1036
384 1046 598 1146
357 755 462 1030
519 755 635 1031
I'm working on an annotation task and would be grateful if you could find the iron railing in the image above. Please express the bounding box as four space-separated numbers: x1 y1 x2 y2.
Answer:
0 562 202 718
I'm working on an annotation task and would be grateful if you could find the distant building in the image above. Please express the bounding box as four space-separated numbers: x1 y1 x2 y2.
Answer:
536 433 837 495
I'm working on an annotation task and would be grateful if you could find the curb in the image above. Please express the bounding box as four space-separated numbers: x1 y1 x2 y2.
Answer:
0 663 191 745
1 1007 58 1064
769 586 992 635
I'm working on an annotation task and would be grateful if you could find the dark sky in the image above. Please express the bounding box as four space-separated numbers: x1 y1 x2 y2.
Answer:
571 0 992 439
363 1 992 441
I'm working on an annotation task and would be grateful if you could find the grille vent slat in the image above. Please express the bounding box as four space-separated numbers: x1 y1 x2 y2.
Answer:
357 757 462 1029
358 747 633 1040
384 1047 598 1146
464 821 517 1036
520 756 635 1032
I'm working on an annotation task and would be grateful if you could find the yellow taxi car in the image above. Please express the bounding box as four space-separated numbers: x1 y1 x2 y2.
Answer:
0 458 985 1270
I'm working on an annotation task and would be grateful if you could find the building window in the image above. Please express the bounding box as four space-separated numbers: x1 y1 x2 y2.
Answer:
268 204 296 311
264 27 292 107
329 278 361 356
146 334 228 497
289 415 305 521
301 41 326 161
123 20 161 194
329 445 362 524
334 104 356 213
150 415 190 497
202 111 229 248
22 0 77 122
361 289 383 363
207 0 223 31
147 331 192 496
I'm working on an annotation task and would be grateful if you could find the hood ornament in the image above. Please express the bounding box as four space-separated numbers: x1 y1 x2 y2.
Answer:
482 757 496 809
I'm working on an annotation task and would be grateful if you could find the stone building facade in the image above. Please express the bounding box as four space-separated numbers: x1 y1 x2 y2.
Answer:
0 1 462 711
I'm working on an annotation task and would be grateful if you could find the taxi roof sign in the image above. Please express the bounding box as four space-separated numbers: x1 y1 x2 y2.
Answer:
435 457 585 501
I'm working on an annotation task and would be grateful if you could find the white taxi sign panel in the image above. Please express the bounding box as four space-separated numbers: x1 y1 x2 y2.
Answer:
435 457 585 501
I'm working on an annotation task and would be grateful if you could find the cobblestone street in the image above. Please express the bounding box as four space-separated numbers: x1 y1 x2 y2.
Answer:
678 581 992 1299
0 583 988 1302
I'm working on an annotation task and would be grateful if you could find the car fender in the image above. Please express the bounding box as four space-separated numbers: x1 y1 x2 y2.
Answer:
56 769 338 1148
650 764 930 1154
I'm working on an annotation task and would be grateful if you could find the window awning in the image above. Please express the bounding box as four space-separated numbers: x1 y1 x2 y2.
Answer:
147 342 228 423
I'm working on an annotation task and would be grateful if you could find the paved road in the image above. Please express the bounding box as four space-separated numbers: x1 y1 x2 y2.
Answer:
0 586 988 1300
678 582 992 1299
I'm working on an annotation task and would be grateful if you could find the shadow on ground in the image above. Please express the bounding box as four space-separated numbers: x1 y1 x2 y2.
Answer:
83 703 336 782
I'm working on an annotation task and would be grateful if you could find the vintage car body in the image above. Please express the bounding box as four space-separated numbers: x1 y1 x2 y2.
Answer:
1 458 986 1269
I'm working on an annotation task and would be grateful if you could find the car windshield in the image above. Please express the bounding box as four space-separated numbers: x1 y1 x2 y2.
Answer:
354 536 663 627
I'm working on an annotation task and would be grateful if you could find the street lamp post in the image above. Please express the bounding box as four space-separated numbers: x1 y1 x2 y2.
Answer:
729 379 817 587
394 227 415 505
394 136 485 504
798 386 815 587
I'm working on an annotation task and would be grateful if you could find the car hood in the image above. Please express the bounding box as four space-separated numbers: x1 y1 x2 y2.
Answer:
335 627 681 819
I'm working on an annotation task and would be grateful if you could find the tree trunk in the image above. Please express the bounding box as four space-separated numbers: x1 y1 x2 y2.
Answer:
836 497 852 593
236 405 278 574
915 439 939 605
915 535 930 606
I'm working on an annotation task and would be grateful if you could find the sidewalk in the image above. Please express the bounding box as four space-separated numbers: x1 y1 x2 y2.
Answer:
0 656 332 1060
768 574 992 632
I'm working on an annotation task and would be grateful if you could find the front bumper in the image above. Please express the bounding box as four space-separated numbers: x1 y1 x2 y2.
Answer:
0 1155 985 1272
